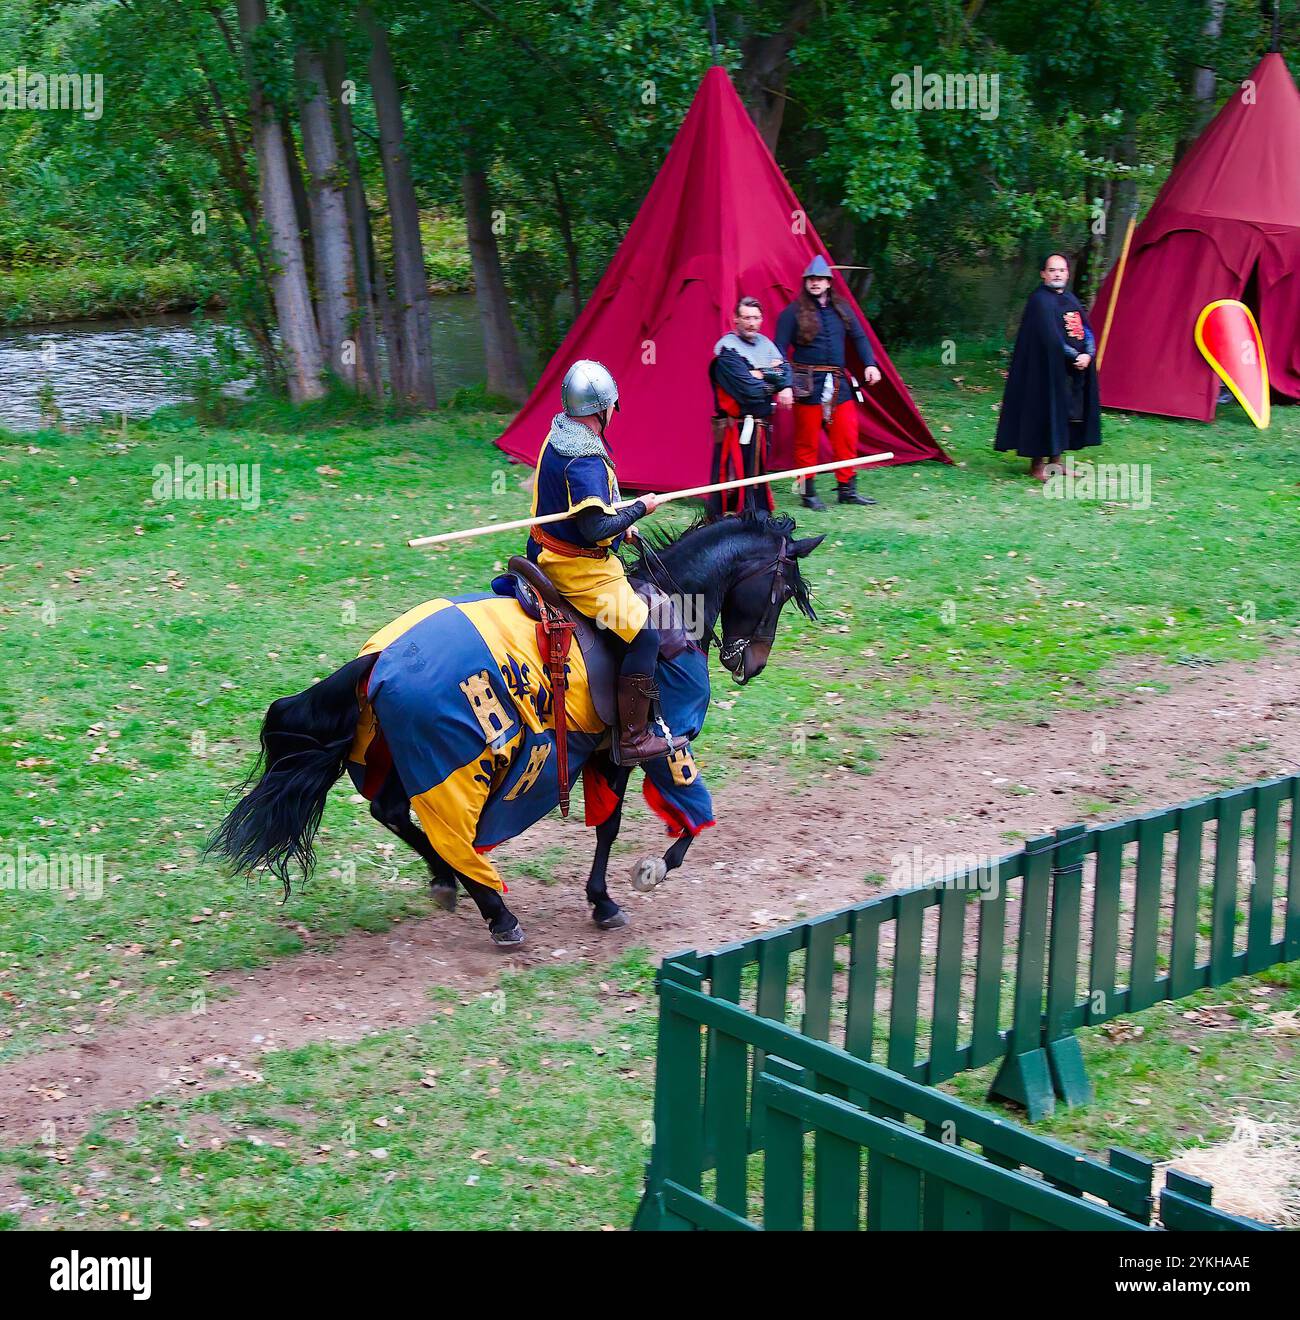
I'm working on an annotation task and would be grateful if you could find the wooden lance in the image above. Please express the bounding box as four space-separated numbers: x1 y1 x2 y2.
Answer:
407 451 895 548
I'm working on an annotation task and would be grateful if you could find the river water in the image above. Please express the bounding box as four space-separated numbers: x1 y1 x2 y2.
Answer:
0 293 502 431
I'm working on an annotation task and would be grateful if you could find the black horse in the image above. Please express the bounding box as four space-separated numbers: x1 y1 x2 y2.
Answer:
207 510 824 944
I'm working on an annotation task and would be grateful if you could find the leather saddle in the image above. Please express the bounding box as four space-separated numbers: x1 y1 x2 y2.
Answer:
502 556 620 729
491 556 698 818
493 555 696 733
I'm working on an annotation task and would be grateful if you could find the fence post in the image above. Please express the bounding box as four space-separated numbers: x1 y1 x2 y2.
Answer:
989 834 1057 1121
1170 801 1208 1000
1107 1147 1155 1224
1128 812 1167 1011
1210 790 1246 986
632 955 705 1231
759 1056 809 1231
1160 1169 1278 1232
1045 823 1092 1108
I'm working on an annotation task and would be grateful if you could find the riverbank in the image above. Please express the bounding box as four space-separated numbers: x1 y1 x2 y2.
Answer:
0 262 228 327
1 212 475 329
0 294 502 431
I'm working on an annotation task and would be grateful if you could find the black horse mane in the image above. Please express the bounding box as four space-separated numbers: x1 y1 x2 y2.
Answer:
627 507 816 620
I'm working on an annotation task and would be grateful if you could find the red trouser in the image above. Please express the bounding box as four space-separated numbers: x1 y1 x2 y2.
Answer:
793 399 858 483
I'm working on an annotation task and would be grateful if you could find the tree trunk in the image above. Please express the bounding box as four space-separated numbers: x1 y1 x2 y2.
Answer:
325 38 382 398
1175 0 1228 161
361 3 436 407
1104 126 1138 275
551 171 582 318
297 45 357 387
235 0 325 402
736 0 816 153
463 161 528 402
374 257 404 402
191 61 281 384
279 109 314 275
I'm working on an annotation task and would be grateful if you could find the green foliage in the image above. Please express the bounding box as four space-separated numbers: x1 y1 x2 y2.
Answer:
0 1 1297 360
154 315 261 425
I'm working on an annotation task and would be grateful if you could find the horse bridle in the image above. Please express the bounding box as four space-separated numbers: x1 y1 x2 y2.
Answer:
639 536 795 681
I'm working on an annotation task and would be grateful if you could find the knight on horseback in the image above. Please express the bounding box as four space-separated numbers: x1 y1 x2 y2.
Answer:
528 360 688 767
207 498 827 946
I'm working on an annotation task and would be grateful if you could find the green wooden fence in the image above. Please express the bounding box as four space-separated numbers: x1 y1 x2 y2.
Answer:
633 774 1299 1231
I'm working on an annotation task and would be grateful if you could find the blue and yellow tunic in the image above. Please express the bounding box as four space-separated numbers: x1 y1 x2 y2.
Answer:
526 440 628 556
524 416 649 643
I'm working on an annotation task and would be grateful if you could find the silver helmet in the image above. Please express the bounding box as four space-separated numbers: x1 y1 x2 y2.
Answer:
561 359 619 418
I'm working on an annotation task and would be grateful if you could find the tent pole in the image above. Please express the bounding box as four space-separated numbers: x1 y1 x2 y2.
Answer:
1096 216 1136 373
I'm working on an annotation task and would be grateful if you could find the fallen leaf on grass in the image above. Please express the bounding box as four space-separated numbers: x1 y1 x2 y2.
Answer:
1183 1005 1237 1029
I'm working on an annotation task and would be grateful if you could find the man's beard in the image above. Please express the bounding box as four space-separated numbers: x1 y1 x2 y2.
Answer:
738 328 758 342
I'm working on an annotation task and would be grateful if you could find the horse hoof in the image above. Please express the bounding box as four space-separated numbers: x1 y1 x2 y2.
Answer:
491 921 525 947
630 856 668 893
594 909 629 930
430 882 457 912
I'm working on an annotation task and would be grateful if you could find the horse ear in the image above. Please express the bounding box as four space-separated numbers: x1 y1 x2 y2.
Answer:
791 534 827 558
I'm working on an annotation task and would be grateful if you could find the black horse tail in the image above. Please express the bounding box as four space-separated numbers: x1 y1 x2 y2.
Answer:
206 654 378 897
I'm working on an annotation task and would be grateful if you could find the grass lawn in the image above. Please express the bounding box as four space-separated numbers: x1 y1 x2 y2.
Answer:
947 961 1300 1163
0 953 660 1231
1 344 1297 1227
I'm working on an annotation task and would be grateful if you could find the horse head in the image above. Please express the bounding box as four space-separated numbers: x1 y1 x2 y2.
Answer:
716 513 824 684
630 509 825 685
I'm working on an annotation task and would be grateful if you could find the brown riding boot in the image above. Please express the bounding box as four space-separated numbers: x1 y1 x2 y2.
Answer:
615 674 688 766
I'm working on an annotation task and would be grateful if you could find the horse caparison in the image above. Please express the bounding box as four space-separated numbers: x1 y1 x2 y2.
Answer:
206 510 824 945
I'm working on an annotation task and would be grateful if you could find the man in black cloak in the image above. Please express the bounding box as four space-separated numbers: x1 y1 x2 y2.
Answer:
995 253 1102 481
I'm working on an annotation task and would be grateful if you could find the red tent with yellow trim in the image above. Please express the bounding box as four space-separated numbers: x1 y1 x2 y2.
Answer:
494 67 947 487
1093 53 1300 420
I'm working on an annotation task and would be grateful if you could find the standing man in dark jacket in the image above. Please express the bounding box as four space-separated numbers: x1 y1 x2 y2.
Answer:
709 295 792 516
773 255 882 511
994 253 1102 481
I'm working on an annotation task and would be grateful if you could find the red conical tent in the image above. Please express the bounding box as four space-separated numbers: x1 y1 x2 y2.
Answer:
1093 53 1300 420
495 67 947 488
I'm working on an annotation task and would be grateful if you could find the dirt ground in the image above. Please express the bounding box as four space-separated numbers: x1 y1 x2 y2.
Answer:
2 646 1297 1163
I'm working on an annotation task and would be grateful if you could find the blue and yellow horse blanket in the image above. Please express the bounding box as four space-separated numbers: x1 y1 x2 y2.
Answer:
346 592 714 892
